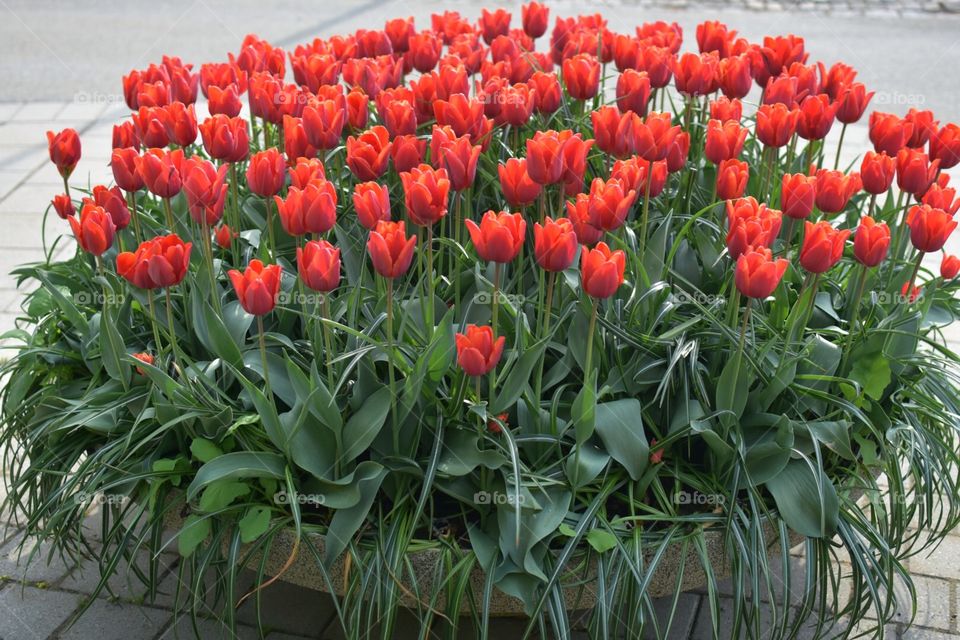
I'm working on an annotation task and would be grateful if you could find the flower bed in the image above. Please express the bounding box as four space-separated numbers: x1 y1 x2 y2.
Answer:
4 5 960 638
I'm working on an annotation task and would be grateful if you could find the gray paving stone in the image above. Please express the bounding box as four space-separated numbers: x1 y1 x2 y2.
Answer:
909 535 960 581
0 146 46 175
0 183 64 215
0 532 76 584
59 599 170 640
0 102 25 121
159 614 260 640
893 574 957 632
10 102 66 122
0 584 80 640
57 548 178 603
901 626 960 638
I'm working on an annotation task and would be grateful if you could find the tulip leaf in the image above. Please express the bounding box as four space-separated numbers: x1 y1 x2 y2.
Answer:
716 343 750 424
323 461 387 564
342 386 393 460
765 458 839 539
594 399 648 481
186 452 286 503
571 369 597 444
280 389 337 481
491 337 547 414
238 506 272 544
178 514 211 557
99 306 130 388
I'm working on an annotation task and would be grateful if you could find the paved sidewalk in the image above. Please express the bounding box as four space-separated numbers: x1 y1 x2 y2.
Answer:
1 1 960 638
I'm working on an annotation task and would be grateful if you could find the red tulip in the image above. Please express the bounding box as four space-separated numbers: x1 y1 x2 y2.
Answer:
434 94 489 143
379 96 417 138
561 133 595 194
780 173 817 220
522 2 549 38
132 107 170 148
390 134 426 173
47 128 82 179
297 239 341 292
929 123 960 170
526 130 567 185
207 84 243 117
616 69 652 116
922 182 960 216
353 182 391 230
401 164 450 226
182 158 228 225
636 45 674 89
529 71 562 114
228 259 282 315
696 20 737 57
456 324 505 377
246 148 285 197
735 246 788 299
479 8 511 44
716 159 749 200
534 217 578 272
346 126 392 181
199 115 249 163
90 185 130 230
591 106 625 158
941 253 960 279
853 216 891 267
726 197 782 259
799 220 850 273
67 202 115 257
112 122 140 150
905 108 938 148
164 102 197 147
567 194 603 246
111 148 144 193
587 178 636 231
718 54 752 99
302 99 346 150
673 52 718 97
860 151 896 195
117 234 192 289
710 96 742 123
563 54 601 101
796 94 837 141
137 149 182 198
813 169 861 214
346 88 370 129
132 352 154 375
498 158 542 208
869 112 913 156
896 148 939 197
500 83 535 127
214 224 235 249
755 103 799 148
665 131 690 174
288 157 326 190
580 242 626 299
906 204 957 253
835 82 873 124
274 181 337 236
368 220 417 278
750 35 807 88
704 119 746 164
437 135 481 191
290 54 341 92
466 210 526 263
635 112 681 162
51 195 76 224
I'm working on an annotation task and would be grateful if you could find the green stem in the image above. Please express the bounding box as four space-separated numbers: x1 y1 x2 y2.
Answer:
534 271 556 410
165 288 183 378
833 123 847 171
127 191 142 243
491 262 502 338
146 289 164 356
386 279 399 452
257 314 271 396
584 298 600 379
639 160 653 256
321 296 335 390
264 196 276 260
426 224 435 334
840 264 869 371
163 197 175 230
201 220 220 313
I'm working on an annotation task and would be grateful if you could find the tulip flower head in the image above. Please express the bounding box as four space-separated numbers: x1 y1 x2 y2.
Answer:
246 148 286 197
499 158 542 208
533 217 578 272
906 204 958 253
853 216 891 268
781 173 817 220
116 234 192 289
580 242 626 299
725 197 783 259
52 194 75 220
68 202 116 257
465 211 527 264
941 254 960 280
799 220 850 274
455 324 505 377
228 260 283 315
735 246 789 299
353 182 392 230
297 239 341 293
47 128 81 178
367 220 417 279
401 164 450 226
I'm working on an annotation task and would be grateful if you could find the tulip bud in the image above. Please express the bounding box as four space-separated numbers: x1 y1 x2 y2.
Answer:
533 217 578 272
228 259 283 316
47 128 82 178
465 211 526 264
456 324 505 377
297 240 341 293
799 220 850 274
367 220 417 279
353 182 392 230
941 254 960 280
580 242 626 299
735 246 788 299
52 194 75 219
853 216 890 267
780 173 816 220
